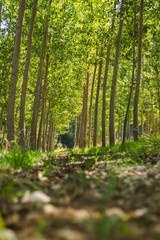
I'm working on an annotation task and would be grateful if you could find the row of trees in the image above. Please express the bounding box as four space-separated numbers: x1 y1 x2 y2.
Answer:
0 0 159 150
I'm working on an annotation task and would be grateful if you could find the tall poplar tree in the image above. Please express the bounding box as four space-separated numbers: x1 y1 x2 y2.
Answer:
109 0 124 145
7 0 26 143
30 0 51 149
19 0 38 147
133 0 144 141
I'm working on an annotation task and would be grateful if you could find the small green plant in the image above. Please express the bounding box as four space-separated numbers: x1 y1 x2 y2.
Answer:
1 146 41 169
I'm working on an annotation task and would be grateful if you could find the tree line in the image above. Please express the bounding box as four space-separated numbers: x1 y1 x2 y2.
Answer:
0 0 159 150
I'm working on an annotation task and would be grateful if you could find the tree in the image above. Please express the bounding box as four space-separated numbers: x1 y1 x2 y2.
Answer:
7 0 26 143
88 64 97 148
30 0 51 149
19 0 38 147
109 0 124 145
133 0 144 141
102 2 116 147
93 59 103 147
122 1 137 144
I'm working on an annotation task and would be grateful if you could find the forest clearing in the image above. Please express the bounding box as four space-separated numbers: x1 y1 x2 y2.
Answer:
0 0 160 239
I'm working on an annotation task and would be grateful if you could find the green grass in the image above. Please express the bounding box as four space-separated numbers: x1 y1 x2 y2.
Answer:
0 146 43 169
0 136 159 169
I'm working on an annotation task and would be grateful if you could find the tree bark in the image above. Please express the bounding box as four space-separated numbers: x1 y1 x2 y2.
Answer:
146 111 150 135
151 104 155 134
49 125 56 151
88 64 97 148
93 60 103 147
37 55 49 150
133 0 144 141
102 45 112 147
0 106 4 133
79 69 89 148
122 2 136 144
42 101 50 152
7 0 26 143
102 1 116 147
141 103 144 135
19 0 38 147
109 0 124 145
30 0 51 149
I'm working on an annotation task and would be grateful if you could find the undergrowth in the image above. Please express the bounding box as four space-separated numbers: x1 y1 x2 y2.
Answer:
0 136 159 169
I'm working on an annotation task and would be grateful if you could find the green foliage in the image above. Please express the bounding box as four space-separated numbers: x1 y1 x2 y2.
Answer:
0 147 41 169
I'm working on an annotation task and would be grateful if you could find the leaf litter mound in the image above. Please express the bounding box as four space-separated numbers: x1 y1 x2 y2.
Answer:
0 151 160 240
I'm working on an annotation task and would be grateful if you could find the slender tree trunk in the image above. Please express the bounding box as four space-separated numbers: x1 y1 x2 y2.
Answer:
122 2 136 144
102 45 112 147
0 106 4 132
47 112 55 151
141 104 144 135
127 116 130 139
77 113 82 147
102 1 116 147
37 56 49 150
155 118 158 136
133 0 144 141
146 111 150 135
19 0 38 147
7 0 26 143
93 60 103 147
151 104 155 134
30 0 51 149
49 125 56 151
74 120 77 148
88 64 97 148
42 101 50 152
109 0 124 145
79 69 89 148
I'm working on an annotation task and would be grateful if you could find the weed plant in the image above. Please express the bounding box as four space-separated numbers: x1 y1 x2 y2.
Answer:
0 146 42 169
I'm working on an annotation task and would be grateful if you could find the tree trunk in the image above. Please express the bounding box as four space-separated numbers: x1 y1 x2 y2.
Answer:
102 45 112 147
79 69 89 148
19 0 38 147
151 104 155 134
93 60 103 147
88 64 97 148
49 125 56 151
77 113 82 147
122 2 136 144
42 101 50 152
127 116 130 139
109 0 124 146
146 111 150 135
7 0 26 143
30 0 51 149
47 112 56 151
0 106 4 133
141 103 144 135
37 55 49 150
102 1 116 147
133 0 144 141
74 119 77 148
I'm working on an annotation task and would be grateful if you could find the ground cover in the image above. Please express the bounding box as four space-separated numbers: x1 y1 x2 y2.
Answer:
0 137 160 240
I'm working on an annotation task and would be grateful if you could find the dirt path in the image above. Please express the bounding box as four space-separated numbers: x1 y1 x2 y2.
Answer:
0 152 160 240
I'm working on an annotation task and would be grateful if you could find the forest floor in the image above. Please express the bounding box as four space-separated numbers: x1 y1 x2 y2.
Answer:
0 139 160 240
